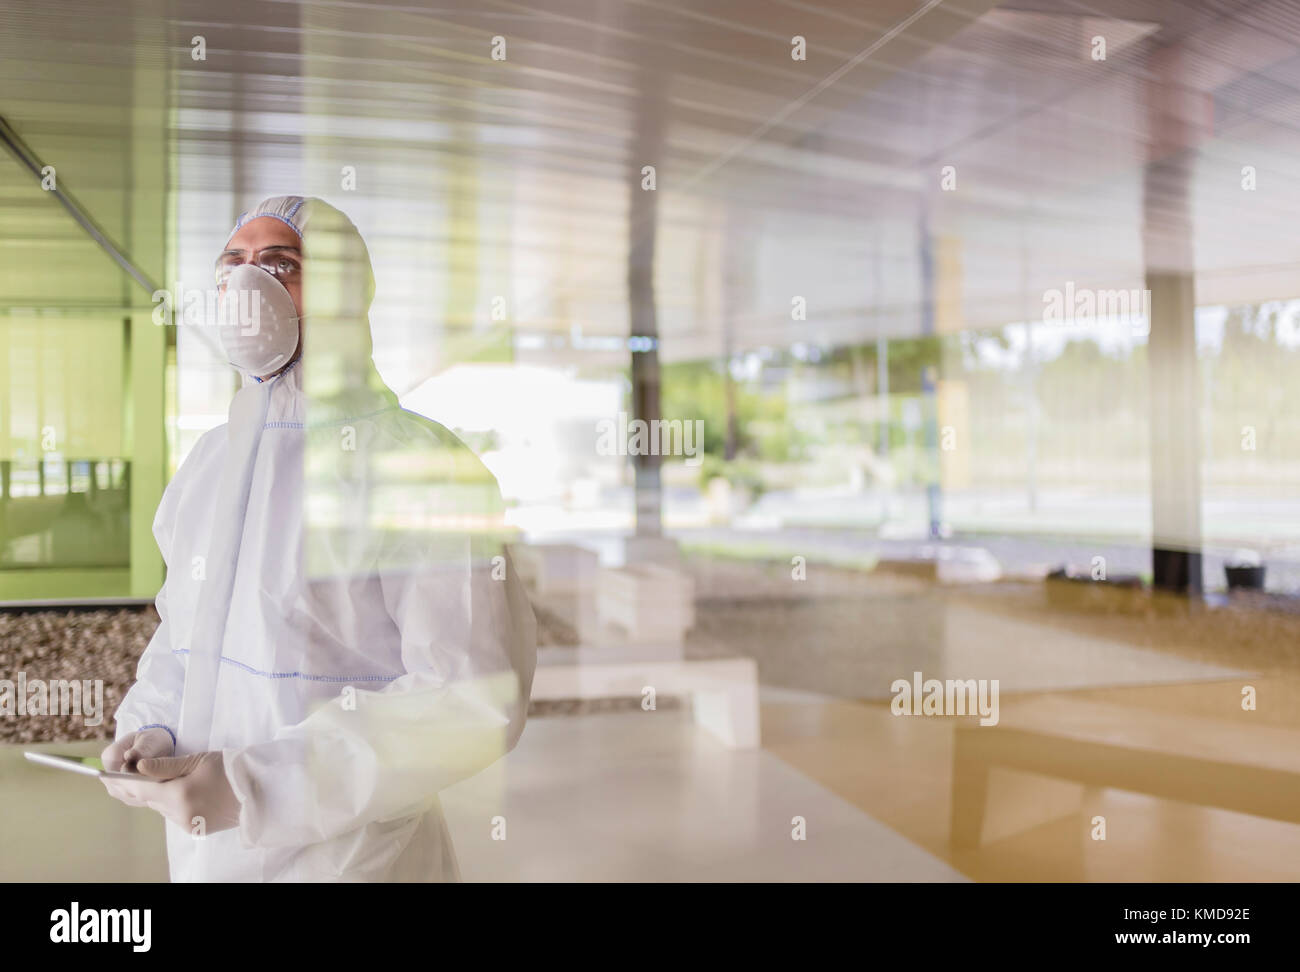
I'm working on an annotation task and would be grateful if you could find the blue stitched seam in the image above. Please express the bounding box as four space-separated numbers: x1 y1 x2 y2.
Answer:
139 724 177 747
170 648 398 683
264 421 304 429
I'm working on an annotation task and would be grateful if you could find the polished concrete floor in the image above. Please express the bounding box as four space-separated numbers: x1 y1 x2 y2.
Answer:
760 679 1300 882
3 708 965 882
4 566 1297 882
443 706 964 882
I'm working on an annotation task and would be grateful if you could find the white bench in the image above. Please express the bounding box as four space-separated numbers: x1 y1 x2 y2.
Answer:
511 542 599 596
531 655 760 749
596 563 695 646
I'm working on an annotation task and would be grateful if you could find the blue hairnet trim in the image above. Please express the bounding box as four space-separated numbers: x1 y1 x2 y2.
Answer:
139 723 177 747
171 648 400 683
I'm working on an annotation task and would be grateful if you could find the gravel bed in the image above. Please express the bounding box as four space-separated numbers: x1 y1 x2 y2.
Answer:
0 608 156 744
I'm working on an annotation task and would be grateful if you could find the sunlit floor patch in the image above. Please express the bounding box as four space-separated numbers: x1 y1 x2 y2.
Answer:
441 709 966 882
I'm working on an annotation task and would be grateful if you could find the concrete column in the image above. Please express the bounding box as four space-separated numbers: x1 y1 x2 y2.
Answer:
628 178 661 539
628 90 666 541
1142 45 1211 595
875 234 890 460
918 211 941 539
1146 267 1203 593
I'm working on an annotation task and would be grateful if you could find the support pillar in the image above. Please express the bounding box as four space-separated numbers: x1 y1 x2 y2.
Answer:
1146 268 1203 594
628 89 666 544
1142 46 1211 596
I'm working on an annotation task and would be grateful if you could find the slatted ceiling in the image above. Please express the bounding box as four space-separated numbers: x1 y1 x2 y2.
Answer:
909 38 1129 133
180 1 956 202
947 13 1146 70
1184 26 1300 87
11 0 1300 359
1222 89 1300 144
903 78 1136 175
1181 0 1300 50
294 8 777 98
343 0 989 123
1031 0 1229 38
1225 84 1300 134
467 0 968 88
1230 0 1300 37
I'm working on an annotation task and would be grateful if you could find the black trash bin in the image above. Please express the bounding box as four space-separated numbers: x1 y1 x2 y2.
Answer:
1225 564 1266 590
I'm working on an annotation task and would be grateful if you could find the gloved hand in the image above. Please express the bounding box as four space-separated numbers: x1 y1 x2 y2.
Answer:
101 727 174 773
100 751 242 836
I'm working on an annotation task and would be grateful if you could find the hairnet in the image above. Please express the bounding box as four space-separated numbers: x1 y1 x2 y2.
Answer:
226 195 309 245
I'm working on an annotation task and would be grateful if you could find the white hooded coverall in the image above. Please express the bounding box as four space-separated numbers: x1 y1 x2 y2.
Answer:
113 196 537 881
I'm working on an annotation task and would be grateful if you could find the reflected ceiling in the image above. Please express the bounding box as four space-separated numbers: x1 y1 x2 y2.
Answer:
4 0 1300 375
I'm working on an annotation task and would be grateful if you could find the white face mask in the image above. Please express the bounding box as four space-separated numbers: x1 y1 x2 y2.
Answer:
219 264 301 377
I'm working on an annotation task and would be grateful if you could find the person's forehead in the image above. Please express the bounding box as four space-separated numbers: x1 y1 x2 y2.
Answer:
226 215 301 252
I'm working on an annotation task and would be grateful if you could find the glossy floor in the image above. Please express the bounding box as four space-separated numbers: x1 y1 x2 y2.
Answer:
5 573 1297 881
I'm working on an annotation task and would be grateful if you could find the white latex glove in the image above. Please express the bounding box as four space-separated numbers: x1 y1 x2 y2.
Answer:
101 727 174 773
100 751 242 836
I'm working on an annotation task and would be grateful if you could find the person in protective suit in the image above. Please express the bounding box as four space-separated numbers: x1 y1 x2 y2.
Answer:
101 195 537 882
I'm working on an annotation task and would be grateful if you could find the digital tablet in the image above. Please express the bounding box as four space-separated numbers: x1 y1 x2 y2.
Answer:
24 751 140 780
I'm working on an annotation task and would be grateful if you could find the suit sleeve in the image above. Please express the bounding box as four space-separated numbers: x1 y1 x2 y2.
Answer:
223 522 537 848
